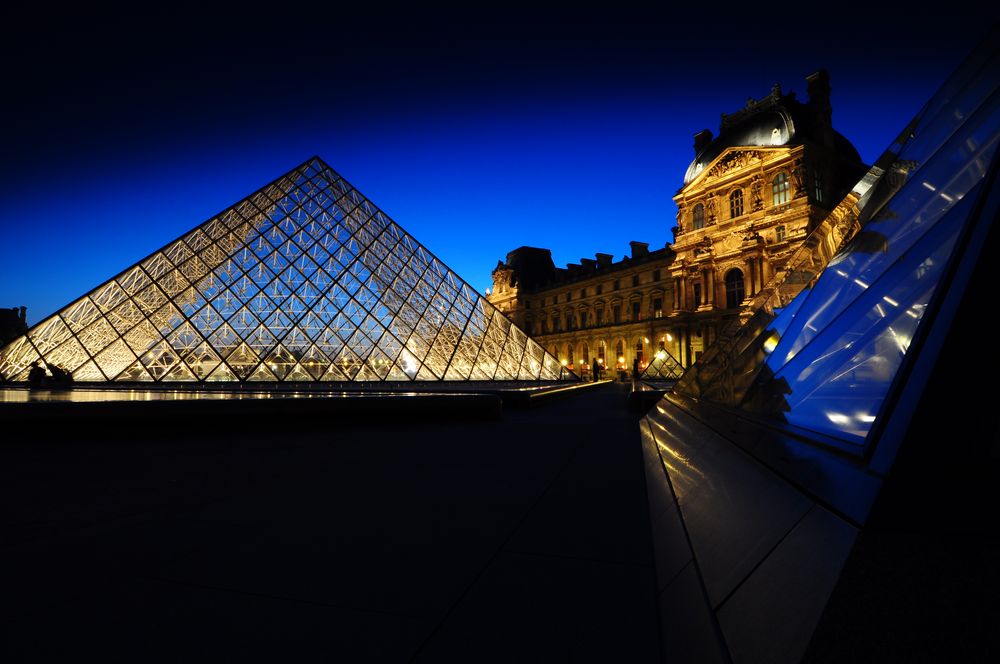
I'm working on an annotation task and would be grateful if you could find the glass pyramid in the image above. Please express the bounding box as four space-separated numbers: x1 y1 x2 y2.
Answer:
0 157 573 384
640 347 684 380
674 33 1000 448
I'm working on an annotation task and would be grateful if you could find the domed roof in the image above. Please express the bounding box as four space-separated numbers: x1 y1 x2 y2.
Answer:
682 75 863 186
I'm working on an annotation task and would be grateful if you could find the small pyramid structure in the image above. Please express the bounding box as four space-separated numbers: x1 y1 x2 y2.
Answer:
0 157 573 383
640 347 684 380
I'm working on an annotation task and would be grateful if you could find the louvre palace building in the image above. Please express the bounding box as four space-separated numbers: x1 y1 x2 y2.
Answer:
488 70 867 376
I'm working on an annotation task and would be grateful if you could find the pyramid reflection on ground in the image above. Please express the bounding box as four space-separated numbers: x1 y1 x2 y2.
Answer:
0 157 573 383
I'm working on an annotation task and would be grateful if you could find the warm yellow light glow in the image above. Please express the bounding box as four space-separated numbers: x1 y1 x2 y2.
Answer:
762 331 780 354
618 356 625 363
643 337 649 344
666 333 673 342
561 359 568 366
656 350 666 360
597 358 603 364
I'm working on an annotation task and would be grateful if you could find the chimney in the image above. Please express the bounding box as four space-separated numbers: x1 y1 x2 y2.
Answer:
806 69 833 134
18 306 26 325
595 253 613 268
580 258 596 271
693 129 713 155
629 241 649 259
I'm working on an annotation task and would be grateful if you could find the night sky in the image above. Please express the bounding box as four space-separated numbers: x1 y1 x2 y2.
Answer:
1 7 996 325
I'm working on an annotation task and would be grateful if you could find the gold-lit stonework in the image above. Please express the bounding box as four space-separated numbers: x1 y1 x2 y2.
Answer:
490 71 866 373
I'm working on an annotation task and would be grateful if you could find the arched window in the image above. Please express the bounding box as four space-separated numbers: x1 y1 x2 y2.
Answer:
580 343 590 365
692 203 705 230
615 340 624 365
635 339 644 365
729 189 744 218
772 172 790 206
725 268 746 308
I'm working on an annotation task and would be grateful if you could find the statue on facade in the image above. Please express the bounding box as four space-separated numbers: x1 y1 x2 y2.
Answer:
792 158 807 197
749 175 764 211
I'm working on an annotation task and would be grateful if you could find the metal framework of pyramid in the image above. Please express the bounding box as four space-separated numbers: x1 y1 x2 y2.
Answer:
0 157 573 383
640 347 684 380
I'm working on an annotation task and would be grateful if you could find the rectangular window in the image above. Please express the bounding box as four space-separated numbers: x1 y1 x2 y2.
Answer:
653 298 662 318
632 275 639 287
613 279 620 291
566 292 572 302
773 173 790 206
631 301 641 321
814 172 824 203
776 225 786 242
652 269 660 282
580 311 588 327
596 284 603 295
552 315 559 332
596 309 604 325
693 282 702 307
580 288 586 298
613 305 621 324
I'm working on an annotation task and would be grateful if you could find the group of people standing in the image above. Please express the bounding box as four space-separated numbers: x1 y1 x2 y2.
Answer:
27 361 73 388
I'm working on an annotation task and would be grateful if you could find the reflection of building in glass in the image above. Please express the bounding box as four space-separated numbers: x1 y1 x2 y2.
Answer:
489 72 867 375
642 31 1000 662
0 158 570 383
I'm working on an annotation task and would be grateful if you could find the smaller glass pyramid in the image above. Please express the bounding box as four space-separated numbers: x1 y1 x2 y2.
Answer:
0 157 574 384
640 347 684 380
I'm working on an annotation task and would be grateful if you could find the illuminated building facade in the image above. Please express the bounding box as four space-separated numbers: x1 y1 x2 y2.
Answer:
669 70 867 364
488 242 677 378
489 71 866 373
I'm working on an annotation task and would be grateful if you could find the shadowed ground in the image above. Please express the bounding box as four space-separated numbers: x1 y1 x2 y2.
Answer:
0 385 659 662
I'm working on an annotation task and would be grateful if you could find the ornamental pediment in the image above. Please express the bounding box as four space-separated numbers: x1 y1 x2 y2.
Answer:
682 146 788 190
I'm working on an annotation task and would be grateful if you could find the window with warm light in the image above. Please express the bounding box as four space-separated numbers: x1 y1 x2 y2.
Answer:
693 203 705 229
772 172 790 206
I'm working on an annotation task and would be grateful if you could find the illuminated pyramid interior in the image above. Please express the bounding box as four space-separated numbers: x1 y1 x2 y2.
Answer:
0 158 572 383
640 347 684 380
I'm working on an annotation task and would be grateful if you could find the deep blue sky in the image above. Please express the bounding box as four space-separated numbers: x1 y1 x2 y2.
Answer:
1 7 996 325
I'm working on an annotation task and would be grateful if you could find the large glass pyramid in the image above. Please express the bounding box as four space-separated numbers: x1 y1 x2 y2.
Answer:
0 157 572 383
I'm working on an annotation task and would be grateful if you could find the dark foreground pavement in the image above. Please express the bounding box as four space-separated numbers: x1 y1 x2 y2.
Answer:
0 385 659 662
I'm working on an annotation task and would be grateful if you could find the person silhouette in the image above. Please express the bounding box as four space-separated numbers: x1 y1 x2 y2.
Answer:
48 364 71 387
28 361 47 388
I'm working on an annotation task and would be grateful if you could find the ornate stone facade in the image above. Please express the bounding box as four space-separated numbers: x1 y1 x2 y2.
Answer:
488 243 676 379
489 70 866 374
